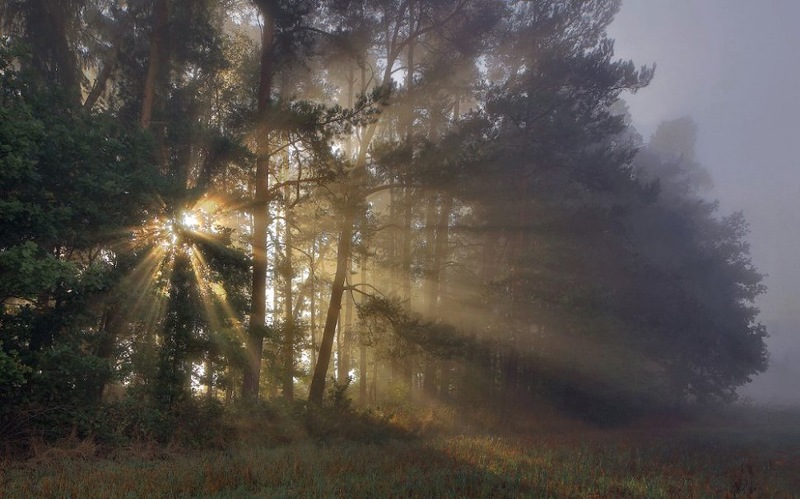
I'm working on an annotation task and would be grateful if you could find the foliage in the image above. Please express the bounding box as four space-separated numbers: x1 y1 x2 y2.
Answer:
358 296 467 359
95 396 230 448
0 40 158 440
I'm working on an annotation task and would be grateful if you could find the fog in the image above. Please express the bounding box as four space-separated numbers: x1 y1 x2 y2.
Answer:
608 1 800 405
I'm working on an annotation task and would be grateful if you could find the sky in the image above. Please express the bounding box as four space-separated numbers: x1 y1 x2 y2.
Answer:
607 0 800 404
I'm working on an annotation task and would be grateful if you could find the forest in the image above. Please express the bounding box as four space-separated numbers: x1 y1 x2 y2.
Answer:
0 1 785 493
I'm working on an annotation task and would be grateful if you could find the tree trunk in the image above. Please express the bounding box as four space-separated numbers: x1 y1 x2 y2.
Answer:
422 198 438 397
400 1 416 398
309 261 317 369
0 3 6 37
401 0 416 306
140 0 168 128
308 207 355 404
84 45 119 111
337 258 353 385
242 6 275 400
282 208 295 400
359 263 368 405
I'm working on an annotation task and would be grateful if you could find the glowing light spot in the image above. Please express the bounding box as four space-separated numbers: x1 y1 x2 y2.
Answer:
182 211 200 229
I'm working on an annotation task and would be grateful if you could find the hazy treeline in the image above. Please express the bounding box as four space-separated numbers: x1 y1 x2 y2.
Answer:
0 0 767 442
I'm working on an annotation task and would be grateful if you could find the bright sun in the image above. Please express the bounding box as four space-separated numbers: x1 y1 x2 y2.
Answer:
153 210 204 251
181 211 200 230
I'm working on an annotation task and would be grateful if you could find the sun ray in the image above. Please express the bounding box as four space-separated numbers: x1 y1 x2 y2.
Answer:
118 245 169 318
190 247 247 342
110 190 250 393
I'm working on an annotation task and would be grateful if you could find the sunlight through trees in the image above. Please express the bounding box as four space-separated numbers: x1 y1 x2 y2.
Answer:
0 0 768 444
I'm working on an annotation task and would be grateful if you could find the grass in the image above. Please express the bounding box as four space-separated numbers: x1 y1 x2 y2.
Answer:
1 405 799 498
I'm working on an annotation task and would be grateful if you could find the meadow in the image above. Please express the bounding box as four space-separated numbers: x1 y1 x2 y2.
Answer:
2 405 799 498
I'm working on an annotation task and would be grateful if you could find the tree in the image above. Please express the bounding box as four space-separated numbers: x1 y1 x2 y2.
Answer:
637 116 713 199
242 0 277 401
0 41 157 426
622 121 768 404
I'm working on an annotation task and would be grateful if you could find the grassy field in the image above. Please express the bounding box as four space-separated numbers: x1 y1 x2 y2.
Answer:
2 406 799 498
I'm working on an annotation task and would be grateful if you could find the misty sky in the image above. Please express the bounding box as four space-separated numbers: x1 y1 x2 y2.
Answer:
608 1 800 404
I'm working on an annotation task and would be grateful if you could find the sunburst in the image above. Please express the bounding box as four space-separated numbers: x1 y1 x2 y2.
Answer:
115 194 249 392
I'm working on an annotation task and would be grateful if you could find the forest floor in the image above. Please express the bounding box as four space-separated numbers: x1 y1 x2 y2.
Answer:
1 404 799 498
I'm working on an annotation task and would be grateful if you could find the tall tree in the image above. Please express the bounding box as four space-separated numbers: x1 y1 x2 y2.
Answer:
242 0 277 401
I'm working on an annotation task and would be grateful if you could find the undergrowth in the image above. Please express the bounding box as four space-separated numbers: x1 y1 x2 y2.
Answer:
1 403 799 498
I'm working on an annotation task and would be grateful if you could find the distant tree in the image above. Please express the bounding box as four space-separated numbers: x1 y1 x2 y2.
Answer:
636 116 714 199
623 122 768 404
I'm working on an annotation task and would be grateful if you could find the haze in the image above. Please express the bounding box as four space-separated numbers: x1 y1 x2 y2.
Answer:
609 0 800 405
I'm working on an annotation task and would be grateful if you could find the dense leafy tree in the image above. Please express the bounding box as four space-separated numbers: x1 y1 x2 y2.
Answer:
0 41 158 428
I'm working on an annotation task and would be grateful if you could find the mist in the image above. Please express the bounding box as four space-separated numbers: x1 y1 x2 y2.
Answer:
608 0 800 405
4 1 800 495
